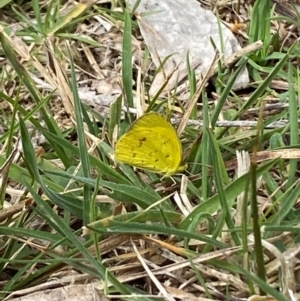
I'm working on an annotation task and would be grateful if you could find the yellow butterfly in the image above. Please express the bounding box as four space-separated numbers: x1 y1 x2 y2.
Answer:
115 112 186 176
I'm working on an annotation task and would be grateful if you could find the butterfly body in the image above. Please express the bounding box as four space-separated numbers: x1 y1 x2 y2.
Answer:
115 112 186 176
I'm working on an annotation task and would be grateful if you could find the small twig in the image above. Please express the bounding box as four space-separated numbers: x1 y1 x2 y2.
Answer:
172 118 292 129
212 40 263 76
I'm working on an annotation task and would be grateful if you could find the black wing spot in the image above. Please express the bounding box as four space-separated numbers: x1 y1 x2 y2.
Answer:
138 137 147 147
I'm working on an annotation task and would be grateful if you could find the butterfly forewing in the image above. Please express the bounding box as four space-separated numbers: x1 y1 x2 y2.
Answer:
115 112 183 175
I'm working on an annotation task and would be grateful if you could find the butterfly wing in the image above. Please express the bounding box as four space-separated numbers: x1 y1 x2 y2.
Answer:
115 112 183 175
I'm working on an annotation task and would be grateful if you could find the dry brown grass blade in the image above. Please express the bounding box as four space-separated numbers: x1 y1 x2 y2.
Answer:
6 284 108 301
235 150 251 227
0 198 33 223
163 285 206 301
0 25 57 88
45 40 75 119
131 238 176 301
177 52 219 136
226 148 300 170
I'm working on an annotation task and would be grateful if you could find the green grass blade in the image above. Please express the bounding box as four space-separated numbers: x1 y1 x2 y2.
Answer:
122 9 133 109
179 158 279 230
286 63 298 189
207 129 240 245
67 43 91 225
